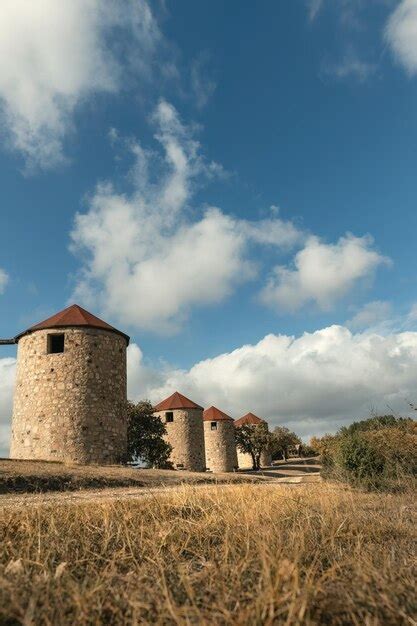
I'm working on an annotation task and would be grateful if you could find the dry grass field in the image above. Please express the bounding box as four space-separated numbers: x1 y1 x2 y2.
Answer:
0 458 260 494
1 482 416 625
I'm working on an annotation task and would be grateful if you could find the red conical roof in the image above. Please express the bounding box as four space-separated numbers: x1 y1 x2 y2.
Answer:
203 406 233 422
15 304 129 344
234 412 265 427
154 391 203 411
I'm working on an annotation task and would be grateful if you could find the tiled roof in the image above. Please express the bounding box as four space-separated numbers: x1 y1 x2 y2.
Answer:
15 304 130 344
234 412 265 427
203 406 233 422
153 391 203 411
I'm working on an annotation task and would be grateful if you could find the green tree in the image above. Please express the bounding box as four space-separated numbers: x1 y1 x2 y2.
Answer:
320 414 417 489
235 423 272 470
339 414 413 436
126 400 172 468
271 426 301 461
310 434 338 458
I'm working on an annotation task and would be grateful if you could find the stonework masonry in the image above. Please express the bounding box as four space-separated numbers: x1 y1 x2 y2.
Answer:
204 419 237 472
237 449 253 470
237 449 272 469
10 327 127 464
154 407 206 472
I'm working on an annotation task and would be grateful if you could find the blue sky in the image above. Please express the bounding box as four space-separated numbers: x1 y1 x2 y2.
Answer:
2 0 417 451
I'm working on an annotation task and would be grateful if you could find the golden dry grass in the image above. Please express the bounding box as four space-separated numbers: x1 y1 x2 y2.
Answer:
0 482 416 625
0 458 260 494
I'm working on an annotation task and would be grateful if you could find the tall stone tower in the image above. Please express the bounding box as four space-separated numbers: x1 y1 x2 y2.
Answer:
10 304 129 464
234 412 272 469
203 406 238 473
153 391 206 472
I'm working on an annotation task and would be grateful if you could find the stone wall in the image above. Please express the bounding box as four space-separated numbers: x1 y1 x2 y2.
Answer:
237 448 272 469
237 449 254 469
10 327 127 464
204 420 237 472
154 407 206 472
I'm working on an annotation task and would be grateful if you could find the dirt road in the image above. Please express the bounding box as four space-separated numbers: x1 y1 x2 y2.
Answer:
0 458 321 508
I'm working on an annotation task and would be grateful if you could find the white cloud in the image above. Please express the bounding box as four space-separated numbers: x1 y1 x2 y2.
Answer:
321 50 376 82
407 302 417 321
346 300 392 330
0 357 16 457
127 325 417 440
127 343 166 400
386 0 417 75
0 269 9 294
71 100 302 333
238 218 303 248
260 234 390 312
190 52 216 109
308 0 324 22
345 301 417 336
0 0 162 170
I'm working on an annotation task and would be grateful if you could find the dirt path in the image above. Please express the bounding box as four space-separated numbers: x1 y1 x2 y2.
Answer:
0 470 321 509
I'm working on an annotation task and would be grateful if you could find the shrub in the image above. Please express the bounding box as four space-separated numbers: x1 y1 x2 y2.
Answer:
322 416 417 491
336 433 385 487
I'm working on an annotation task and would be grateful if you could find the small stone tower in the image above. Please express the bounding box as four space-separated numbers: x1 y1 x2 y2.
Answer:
234 412 272 469
10 304 129 464
203 406 238 473
153 391 206 472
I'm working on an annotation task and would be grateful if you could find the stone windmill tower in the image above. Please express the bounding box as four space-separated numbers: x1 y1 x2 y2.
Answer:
203 406 238 473
234 412 272 469
9 304 129 464
153 391 206 472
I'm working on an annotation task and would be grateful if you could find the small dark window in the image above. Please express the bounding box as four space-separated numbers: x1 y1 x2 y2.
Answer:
211 421 217 431
165 411 174 423
47 333 65 354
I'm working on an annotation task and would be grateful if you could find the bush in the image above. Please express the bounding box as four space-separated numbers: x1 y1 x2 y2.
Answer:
336 433 385 487
321 416 417 491
364 427 417 478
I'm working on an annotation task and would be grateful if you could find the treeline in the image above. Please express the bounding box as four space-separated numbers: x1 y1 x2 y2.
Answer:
310 415 417 491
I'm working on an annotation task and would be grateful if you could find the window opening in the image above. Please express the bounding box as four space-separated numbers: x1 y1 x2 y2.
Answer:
47 333 64 354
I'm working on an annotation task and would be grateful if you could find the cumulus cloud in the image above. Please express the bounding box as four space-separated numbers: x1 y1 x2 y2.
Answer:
0 269 9 294
71 100 303 332
260 234 390 312
0 0 162 170
0 357 16 457
126 326 417 440
386 0 417 75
